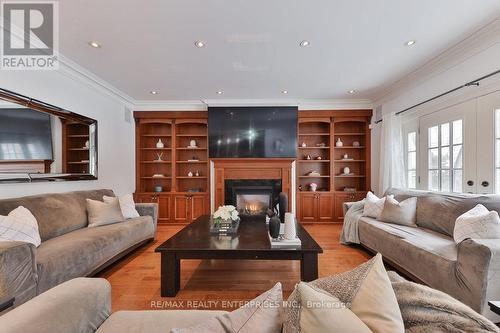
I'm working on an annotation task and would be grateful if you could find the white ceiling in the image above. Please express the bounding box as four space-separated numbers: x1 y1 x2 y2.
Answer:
59 0 500 102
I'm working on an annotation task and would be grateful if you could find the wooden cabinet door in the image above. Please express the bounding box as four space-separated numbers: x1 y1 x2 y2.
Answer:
173 195 190 223
190 194 208 222
334 192 358 222
317 193 335 222
299 193 317 222
157 195 171 223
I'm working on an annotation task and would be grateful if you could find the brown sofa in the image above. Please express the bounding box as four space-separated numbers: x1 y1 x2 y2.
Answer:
345 188 500 321
0 189 158 312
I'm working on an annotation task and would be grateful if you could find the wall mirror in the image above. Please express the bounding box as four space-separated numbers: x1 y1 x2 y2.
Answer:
0 88 97 183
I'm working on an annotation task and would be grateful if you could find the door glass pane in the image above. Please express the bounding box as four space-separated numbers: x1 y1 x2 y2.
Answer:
441 170 450 192
429 170 439 191
429 126 439 148
497 169 500 194
429 148 439 169
453 120 463 144
440 123 449 146
441 147 449 169
453 170 463 192
496 109 500 138
408 132 416 151
408 151 416 170
496 139 500 168
453 145 463 168
408 170 416 189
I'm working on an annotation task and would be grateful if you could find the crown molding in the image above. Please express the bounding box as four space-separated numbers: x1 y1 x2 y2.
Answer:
373 17 500 106
133 98 373 111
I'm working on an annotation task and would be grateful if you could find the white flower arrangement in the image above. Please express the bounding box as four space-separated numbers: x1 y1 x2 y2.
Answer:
213 205 240 222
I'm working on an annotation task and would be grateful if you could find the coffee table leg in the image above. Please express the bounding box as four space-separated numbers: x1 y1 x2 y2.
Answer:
300 253 318 281
161 252 180 297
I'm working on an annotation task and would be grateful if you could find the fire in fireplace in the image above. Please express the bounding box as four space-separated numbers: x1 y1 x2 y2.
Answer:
225 179 282 217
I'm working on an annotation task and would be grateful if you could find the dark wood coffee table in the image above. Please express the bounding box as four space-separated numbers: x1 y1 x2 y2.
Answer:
155 215 323 296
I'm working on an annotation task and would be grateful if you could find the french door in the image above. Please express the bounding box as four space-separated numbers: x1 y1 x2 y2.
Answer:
416 90 500 194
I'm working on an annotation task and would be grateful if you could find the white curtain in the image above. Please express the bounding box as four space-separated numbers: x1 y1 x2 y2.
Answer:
377 112 406 196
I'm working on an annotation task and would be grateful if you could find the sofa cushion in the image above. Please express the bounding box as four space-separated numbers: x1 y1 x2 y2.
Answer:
96 310 228 333
379 196 417 227
86 198 124 227
36 216 154 294
385 188 500 237
0 189 114 241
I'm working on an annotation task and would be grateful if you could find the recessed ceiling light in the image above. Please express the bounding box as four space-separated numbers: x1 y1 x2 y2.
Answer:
194 41 205 48
150 90 158 95
216 91 224 95
348 90 356 94
405 40 416 46
281 90 288 94
88 41 101 48
299 40 310 47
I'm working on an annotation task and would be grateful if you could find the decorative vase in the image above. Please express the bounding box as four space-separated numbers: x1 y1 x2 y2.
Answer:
154 185 163 192
343 153 349 159
343 166 350 175
195 170 200 177
310 183 318 192
336 138 343 147
188 171 193 177
156 139 164 148
301 142 307 147
269 216 280 239
84 140 90 149
284 213 296 240
189 139 197 147
278 192 288 223
306 154 311 160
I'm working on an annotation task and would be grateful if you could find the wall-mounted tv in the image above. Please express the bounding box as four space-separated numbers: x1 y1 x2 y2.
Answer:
208 106 298 158
0 108 53 160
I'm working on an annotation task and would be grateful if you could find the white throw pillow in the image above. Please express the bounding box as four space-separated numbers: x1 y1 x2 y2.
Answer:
86 198 125 227
453 204 500 243
103 194 140 219
297 282 372 333
363 192 393 219
0 206 41 247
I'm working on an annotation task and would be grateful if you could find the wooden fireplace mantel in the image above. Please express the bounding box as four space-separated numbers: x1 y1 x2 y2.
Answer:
212 158 294 209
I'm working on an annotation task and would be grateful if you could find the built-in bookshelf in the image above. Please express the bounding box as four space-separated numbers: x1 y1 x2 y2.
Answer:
62 121 90 174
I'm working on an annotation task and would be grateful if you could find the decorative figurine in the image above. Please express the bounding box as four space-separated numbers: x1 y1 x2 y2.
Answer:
188 139 198 148
343 153 349 159
298 185 303 191
187 171 193 177
315 156 322 160
336 138 343 147
317 142 326 147
353 141 360 147
301 142 307 147
156 139 164 148
343 166 351 175
306 154 312 160
84 140 90 149
154 152 164 162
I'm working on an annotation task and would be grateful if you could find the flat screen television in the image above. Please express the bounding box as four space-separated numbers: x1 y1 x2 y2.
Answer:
208 106 297 158
0 108 53 160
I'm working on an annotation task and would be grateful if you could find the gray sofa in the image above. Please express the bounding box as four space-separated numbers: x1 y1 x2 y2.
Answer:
345 188 500 321
0 277 226 333
0 189 158 312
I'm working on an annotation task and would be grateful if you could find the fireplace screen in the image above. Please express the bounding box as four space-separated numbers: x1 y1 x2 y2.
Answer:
236 192 271 216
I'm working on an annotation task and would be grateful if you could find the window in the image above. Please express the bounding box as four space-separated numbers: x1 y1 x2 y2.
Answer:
495 109 500 193
406 131 417 189
426 120 462 192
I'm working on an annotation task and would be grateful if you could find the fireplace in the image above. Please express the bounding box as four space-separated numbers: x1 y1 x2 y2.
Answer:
225 179 282 216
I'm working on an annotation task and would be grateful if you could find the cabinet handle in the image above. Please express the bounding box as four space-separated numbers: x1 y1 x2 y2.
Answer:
467 180 474 186
481 181 490 187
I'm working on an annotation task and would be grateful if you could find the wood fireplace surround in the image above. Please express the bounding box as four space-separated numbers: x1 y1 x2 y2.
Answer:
212 159 293 210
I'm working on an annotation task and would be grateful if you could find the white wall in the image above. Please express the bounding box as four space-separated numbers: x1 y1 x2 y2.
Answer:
0 68 135 199
370 19 500 193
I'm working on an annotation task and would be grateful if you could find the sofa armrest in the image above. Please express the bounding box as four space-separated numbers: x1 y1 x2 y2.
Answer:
136 203 158 233
457 238 500 320
343 200 364 216
0 277 111 333
0 241 37 313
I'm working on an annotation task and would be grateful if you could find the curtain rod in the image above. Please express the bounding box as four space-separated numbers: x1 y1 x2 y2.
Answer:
374 68 500 124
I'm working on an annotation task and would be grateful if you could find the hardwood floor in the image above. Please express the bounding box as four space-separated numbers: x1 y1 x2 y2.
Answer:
98 224 371 312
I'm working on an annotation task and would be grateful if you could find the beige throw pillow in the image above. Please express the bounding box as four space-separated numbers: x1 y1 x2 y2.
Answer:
103 194 140 219
284 254 404 333
297 282 372 333
172 282 283 333
363 192 394 219
378 196 417 227
86 198 124 227
453 204 500 243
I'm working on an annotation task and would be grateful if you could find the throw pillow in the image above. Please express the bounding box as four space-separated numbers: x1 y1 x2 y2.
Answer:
284 253 404 333
378 196 417 227
0 206 41 247
297 282 372 333
86 198 124 227
103 194 140 219
363 192 393 219
171 282 283 333
453 204 500 243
